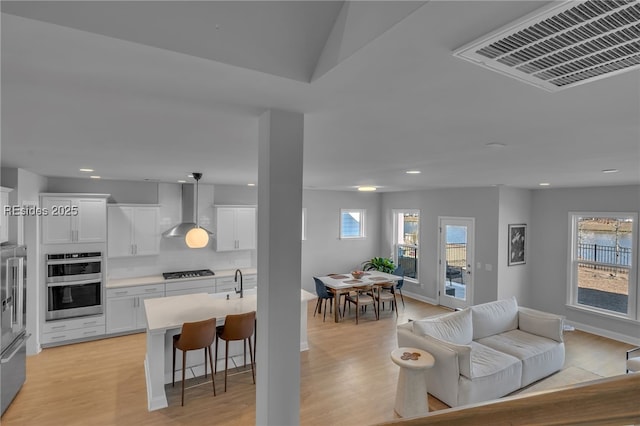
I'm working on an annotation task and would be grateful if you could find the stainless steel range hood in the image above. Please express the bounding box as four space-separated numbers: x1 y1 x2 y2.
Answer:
162 182 213 238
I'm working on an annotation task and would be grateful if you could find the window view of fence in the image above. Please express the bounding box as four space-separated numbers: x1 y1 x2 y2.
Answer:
397 245 417 279
574 216 634 315
395 211 419 279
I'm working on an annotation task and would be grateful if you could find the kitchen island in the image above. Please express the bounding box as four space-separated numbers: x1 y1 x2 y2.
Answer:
143 288 316 411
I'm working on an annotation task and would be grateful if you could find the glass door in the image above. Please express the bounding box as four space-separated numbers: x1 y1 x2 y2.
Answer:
439 217 474 310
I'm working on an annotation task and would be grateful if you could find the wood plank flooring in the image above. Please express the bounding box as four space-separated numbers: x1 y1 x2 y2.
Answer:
1 298 634 425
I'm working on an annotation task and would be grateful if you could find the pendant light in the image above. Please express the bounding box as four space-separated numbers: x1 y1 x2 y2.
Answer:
185 172 209 248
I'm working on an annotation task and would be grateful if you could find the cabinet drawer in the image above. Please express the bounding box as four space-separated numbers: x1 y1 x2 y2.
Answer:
107 284 165 298
43 315 105 333
42 325 106 344
165 278 215 293
216 277 237 293
166 287 215 297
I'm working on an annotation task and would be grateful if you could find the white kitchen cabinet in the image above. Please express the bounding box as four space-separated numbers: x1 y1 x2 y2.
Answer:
243 274 257 290
1 187 12 243
215 276 240 293
215 274 255 293
41 194 108 244
165 278 215 297
215 206 256 251
41 315 106 345
106 284 164 334
108 205 159 257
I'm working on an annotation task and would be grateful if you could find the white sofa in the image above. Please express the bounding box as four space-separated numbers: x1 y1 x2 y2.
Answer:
397 297 565 407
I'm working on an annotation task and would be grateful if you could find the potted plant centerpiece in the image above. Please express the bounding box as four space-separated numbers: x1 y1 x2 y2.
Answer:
361 256 396 273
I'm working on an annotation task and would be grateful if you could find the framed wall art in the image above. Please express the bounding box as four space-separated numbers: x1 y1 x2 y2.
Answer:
508 224 526 266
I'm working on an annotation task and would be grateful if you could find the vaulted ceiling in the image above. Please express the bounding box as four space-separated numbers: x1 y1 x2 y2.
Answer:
2 1 639 190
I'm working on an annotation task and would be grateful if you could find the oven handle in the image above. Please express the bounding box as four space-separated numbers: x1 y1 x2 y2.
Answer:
47 278 102 287
46 257 102 265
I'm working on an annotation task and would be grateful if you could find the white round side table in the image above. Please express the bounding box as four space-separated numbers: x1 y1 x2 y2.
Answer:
390 347 435 418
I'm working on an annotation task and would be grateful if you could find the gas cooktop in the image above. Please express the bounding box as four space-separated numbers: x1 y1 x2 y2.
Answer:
162 269 215 280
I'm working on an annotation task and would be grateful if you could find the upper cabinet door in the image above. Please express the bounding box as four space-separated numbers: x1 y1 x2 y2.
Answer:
236 208 256 250
76 198 107 243
108 205 134 257
132 207 159 256
215 207 238 251
41 197 76 244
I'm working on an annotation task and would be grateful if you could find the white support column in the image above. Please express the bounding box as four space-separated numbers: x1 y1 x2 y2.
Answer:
256 109 304 426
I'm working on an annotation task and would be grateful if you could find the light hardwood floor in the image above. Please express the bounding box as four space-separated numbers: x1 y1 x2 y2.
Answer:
1 298 634 425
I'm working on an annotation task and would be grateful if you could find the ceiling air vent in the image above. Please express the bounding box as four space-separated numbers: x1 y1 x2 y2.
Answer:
453 0 640 92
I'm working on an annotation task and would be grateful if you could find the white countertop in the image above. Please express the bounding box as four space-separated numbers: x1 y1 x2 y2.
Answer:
144 288 316 331
106 267 257 289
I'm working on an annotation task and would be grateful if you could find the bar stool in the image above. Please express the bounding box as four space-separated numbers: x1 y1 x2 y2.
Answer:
215 311 256 392
172 317 217 406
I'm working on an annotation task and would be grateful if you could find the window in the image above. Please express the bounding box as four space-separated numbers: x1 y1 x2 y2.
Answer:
568 212 637 320
393 210 419 280
340 209 365 239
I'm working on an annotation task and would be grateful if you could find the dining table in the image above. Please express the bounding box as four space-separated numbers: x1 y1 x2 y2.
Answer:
316 270 400 323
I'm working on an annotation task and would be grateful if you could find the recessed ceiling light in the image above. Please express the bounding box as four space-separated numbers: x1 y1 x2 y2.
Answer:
177 180 186 183
90 176 101 179
539 182 551 186
602 169 619 174
486 142 506 148
357 186 377 192
405 170 421 174
247 183 256 187
79 168 94 172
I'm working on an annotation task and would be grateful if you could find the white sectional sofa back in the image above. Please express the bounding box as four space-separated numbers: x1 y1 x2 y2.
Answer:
397 297 565 407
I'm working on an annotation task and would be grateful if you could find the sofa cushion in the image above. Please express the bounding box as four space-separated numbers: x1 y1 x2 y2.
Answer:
468 341 521 379
477 329 565 386
518 306 564 342
471 297 518 340
458 343 522 406
412 308 472 345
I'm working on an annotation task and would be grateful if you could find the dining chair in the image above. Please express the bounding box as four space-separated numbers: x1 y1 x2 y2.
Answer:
172 317 217 406
375 281 399 317
342 283 378 324
313 277 336 321
215 311 256 392
392 265 406 307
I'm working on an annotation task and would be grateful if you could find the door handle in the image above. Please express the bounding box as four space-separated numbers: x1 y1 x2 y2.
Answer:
1 333 30 363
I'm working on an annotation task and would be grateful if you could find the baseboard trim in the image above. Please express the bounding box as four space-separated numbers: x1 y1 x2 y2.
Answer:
565 319 640 346
401 290 438 306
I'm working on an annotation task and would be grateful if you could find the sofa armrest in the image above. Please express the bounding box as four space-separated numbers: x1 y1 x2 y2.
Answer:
518 306 564 342
397 322 467 407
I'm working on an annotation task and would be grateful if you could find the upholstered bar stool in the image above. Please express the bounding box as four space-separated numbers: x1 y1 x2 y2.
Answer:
215 311 256 392
172 317 217 406
391 347 435 418
627 347 640 373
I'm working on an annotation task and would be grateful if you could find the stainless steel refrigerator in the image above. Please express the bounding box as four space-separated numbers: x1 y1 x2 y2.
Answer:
1 244 28 416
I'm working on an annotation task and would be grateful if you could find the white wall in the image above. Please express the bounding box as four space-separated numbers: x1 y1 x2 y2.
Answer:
497 187 532 305
46 177 159 204
530 185 640 342
380 187 501 304
301 189 381 293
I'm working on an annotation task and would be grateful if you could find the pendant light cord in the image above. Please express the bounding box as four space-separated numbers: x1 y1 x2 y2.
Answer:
192 172 202 229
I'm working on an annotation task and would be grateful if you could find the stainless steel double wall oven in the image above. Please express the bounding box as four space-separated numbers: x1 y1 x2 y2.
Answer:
46 251 103 321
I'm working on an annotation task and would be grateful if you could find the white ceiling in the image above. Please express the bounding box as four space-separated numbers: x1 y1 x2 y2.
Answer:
2 1 639 191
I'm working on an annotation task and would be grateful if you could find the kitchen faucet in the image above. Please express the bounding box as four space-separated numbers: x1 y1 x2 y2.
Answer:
234 269 243 298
